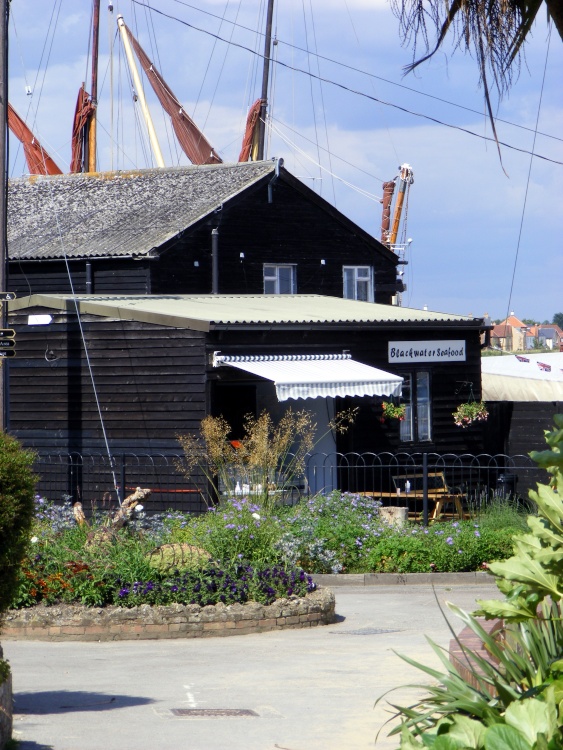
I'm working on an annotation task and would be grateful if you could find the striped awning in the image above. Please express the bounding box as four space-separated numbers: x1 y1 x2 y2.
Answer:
213 352 403 401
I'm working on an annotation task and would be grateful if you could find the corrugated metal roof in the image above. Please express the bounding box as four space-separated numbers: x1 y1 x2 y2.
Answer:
7 162 275 261
9 293 480 331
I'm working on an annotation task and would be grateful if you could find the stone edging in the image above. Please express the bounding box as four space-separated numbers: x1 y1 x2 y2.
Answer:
0 588 335 642
312 571 493 586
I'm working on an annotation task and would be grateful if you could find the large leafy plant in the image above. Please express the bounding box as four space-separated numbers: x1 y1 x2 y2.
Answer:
475 414 563 621
379 415 563 749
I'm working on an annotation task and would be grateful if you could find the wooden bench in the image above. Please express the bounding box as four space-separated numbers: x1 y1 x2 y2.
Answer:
362 472 465 520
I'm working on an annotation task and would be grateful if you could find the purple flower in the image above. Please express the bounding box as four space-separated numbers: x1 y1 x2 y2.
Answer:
475 530 481 537
446 537 453 545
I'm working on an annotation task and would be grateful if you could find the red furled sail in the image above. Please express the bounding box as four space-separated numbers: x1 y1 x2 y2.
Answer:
380 180 395 245
122 22 222 166
71 85 95 173
8 104 62 175
238 99 263 162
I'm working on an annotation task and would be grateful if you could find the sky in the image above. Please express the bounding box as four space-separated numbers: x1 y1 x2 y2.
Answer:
7 0 562 322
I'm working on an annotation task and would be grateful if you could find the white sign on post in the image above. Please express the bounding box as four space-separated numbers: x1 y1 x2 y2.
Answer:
388 340 466 363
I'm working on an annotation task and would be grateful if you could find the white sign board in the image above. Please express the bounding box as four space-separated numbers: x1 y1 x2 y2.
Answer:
388 340 466 363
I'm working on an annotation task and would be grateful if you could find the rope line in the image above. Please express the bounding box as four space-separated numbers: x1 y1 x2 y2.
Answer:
268 118 382 202
134 0 562 144
503 26 552 331
130 1 562 167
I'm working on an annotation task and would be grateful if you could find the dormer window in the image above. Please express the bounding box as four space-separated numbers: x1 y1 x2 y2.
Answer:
264 264 297 294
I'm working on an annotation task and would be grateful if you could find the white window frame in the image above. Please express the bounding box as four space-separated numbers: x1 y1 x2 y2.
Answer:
399 371 432 443
343 266 374 302
263 264 297 294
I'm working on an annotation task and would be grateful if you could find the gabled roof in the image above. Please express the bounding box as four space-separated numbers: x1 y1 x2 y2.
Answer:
539 325 563 340
491 324 511 339
8 162 275 261
7 160 396 264
497 315 526 329
9 294 481 332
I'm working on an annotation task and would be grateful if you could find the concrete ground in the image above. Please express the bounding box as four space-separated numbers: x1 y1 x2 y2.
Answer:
3 582 499 750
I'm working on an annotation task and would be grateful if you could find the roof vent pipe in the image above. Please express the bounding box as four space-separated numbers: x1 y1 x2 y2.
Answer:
268 157 283 203
211 228 219 293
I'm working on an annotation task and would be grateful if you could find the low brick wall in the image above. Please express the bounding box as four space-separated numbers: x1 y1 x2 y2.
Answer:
449 618 503 696
0 588 335 642
0 646 12 750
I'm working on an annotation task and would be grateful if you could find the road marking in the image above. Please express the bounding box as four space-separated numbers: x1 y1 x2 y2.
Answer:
183 684 197 707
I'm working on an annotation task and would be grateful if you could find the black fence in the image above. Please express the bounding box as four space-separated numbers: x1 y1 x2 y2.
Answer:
32 450 545 518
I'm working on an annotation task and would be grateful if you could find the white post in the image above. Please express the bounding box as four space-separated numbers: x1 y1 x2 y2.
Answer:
117 14 165 168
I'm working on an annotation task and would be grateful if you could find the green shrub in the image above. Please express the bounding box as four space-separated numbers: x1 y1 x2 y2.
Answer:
364 522 516 574
172 496 283 567
0 433 37 616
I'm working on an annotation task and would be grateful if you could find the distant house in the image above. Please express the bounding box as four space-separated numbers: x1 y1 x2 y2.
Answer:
7 160 403 303
537 325 563 351
490 314 530 352
8 293 486 506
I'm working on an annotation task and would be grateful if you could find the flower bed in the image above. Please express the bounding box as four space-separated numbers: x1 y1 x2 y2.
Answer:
7 490 527 620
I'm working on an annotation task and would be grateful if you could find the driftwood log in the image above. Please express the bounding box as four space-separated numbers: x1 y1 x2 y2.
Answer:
73 487 152 529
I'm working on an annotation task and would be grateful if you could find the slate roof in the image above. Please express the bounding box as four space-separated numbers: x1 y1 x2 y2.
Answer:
9 293 482 332
8 162 276 261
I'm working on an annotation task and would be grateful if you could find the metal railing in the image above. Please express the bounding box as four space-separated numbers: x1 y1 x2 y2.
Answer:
32 450 545 517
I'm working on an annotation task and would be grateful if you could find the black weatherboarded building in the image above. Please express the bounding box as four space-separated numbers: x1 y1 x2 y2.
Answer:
8 293 486 507
8 160 403 302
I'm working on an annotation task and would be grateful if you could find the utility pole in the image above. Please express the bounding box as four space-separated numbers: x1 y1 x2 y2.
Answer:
256 0 274 161
0 0 8 432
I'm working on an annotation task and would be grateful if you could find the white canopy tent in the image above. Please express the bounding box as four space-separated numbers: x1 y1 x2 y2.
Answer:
213 352 403 402
482 352 563 402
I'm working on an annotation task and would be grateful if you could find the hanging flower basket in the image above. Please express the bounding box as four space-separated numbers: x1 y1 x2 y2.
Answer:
453 401 488 428
381 401 406 422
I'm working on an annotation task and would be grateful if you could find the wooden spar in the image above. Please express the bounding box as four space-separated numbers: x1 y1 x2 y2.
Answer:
256 0 274 161
117 14 165 168
87 0 100 172
0 0 7 430
388 163 413 246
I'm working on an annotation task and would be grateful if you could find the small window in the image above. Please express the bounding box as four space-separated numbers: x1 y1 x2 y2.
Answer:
264 264 296 294
343 266 373 302
399 371 432 443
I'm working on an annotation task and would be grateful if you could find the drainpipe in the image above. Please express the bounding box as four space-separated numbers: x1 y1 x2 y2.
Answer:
211 228 219 294
85 262 93 294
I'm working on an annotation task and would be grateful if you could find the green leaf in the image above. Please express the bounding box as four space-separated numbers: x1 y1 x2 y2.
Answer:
513 534 543 554
447 715 487 748
431 736 465 750
504 698 556 744
474 598 536 621
400 726 425 749
530 484 563 530
483 724 533 750
488 559 562 598
534 548 563 566
527 518 563 549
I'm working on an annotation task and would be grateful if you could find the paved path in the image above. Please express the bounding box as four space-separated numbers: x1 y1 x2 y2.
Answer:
3 583 499 750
